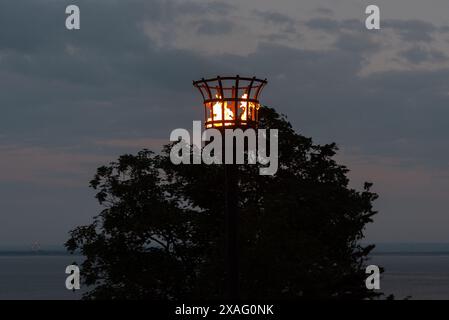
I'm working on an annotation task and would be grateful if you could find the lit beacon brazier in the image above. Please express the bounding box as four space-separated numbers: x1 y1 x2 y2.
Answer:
192 75 268 300
193 75 267 129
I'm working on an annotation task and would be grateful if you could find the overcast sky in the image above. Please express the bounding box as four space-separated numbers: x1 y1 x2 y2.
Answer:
1 0 449 246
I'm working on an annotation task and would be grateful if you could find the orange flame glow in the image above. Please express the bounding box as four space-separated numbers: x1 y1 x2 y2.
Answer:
206 93 259 128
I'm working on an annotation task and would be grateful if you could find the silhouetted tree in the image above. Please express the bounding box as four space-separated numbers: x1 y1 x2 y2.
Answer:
66 107 381 300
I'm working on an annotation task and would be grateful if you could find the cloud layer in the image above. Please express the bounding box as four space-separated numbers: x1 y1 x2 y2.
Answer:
1 0 449 244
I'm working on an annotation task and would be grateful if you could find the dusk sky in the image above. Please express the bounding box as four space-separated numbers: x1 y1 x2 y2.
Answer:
1 0 449 246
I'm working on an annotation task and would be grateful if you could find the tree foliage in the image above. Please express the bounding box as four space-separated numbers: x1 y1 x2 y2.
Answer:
66 107 380 300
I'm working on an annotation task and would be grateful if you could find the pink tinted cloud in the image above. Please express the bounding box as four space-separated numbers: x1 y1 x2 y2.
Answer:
0 145 110 187
93 137 168 150
338 152 449 199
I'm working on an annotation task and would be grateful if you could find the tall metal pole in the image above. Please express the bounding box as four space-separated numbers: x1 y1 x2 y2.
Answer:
223 131 239 299
193 76 267 300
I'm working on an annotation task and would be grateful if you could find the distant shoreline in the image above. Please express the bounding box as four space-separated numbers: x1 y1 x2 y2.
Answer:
3 242 449 257
1 250 449 257
371 252 449 256
0 251 82 257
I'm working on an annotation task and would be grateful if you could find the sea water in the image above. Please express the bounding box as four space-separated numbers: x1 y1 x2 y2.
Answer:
1 252 449 299
0 253 84 300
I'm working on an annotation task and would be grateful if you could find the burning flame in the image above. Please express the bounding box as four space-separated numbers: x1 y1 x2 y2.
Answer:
208 94 234 127
207 93 259 128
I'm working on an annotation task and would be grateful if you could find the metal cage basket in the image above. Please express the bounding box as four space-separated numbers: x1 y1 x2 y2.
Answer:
193 75 267 128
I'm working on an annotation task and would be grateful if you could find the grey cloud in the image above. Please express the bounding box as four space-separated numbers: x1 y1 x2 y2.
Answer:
305 17 340 32
226 41 449 168
253 9 295 26
196 19 234 35
383 20 437 42
200 1 235 15
0 1 63 53
173 0 235 16
305 18 364 34
0 0 236 148
315 8 333 16
334 32 380 53
306 17 362 30
253 9 297 34
440 26 449 33
1 0 449 244
307 18 439 44
305 18 381 54
400 46 448 64
1 1 448 164
260 32 296 42
339 19 364 30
